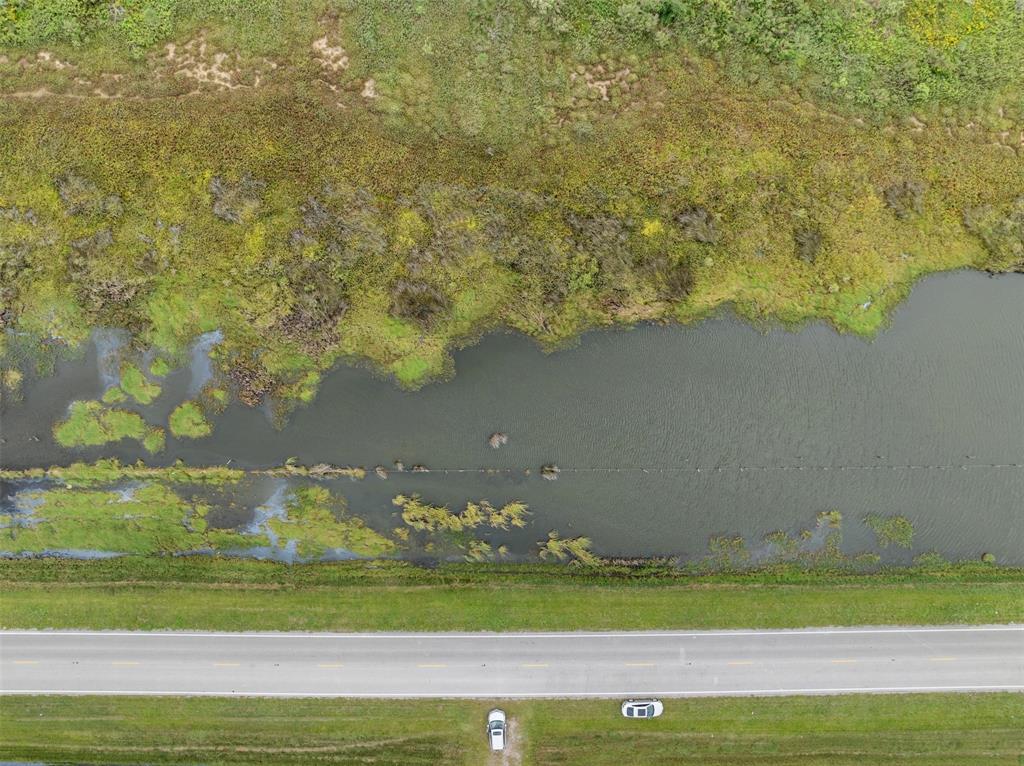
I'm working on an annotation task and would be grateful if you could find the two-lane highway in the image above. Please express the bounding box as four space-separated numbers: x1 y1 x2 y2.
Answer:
1 626 1021 698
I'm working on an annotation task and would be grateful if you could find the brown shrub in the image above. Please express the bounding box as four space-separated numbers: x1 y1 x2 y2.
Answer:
389 279 450 328
883 180 926 219
675 205 719 243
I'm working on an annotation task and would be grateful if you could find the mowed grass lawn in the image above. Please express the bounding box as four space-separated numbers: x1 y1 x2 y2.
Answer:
3 580 1023 631
1 694 1021 765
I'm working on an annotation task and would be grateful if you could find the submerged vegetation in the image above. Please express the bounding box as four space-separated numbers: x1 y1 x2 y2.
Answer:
0 483 261 555
0 461 1000 568
1 0 1022 425
0 480 400 558
270 486 395 559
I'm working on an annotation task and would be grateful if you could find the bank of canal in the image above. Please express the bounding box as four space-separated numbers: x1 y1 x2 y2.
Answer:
1 271 1022 563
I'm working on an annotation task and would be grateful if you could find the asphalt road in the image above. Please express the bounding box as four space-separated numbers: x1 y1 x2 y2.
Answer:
1 626 1021 698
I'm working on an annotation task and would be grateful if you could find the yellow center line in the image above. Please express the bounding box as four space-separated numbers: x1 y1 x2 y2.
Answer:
12 660 39 665
624 662 656 667
213 662 241 667
727 660 754 666
417 663 448 668
521 663 549 668
111 661 140 666
831 659 858 664
318 663 345 668
929 657 958 662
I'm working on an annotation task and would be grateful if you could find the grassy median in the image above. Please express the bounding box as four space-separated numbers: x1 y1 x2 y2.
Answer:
2 558 1022 631
1 693 1022 765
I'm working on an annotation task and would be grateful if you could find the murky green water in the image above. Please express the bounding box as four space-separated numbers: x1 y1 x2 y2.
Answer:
2 272 1022 562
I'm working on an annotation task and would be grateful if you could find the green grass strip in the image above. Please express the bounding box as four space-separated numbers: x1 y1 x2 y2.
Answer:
1 559 1021 632
1 693 1021 765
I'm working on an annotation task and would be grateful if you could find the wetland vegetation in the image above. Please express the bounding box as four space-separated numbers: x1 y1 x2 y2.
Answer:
865 513 917 549
0 477 404 558
2 2 1023 635
2 0 1023 420
0 459 948 568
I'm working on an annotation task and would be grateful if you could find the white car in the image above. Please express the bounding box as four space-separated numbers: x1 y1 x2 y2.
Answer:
621 699 664 719
487 708 507 751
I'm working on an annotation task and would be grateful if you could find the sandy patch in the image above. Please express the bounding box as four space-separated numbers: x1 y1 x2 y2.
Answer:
165 39 243 89
571 63 632 102
12 50 75 72
499 715 523 766
313 37 349 71
361 78 378 99
163 37 276 91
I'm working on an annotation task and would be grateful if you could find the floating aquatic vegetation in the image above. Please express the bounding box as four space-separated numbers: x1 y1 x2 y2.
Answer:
393 494 529 533
149 357 172 377
864 513 915 549
119 362 161 405
537 530 599 566
0 480 395 560
267 486 395 559
0 484 267 556
168 400 211 439
53 400 163 453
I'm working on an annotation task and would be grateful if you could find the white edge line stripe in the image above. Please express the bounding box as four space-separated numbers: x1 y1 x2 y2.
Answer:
2 685 1022 698
1 626 1021 639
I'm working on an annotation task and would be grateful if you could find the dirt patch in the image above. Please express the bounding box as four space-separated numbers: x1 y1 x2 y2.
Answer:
313 37 349 71
552 59 645 130
15 50 75 72
162 36 276 91
498 715 524 766
570 63 634 103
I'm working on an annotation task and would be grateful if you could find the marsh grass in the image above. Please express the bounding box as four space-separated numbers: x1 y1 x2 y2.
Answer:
1 1 1022 420
865 513 916 549
268 485 395 558
52 400 151 450
538 530 599 565
149 357 172 377
0 458 245 485
119 362 161 404
168 401 211 439
0 483 259 555
0 479 403 559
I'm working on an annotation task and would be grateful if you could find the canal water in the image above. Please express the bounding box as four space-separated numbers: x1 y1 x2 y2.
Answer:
1 271 1022 562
